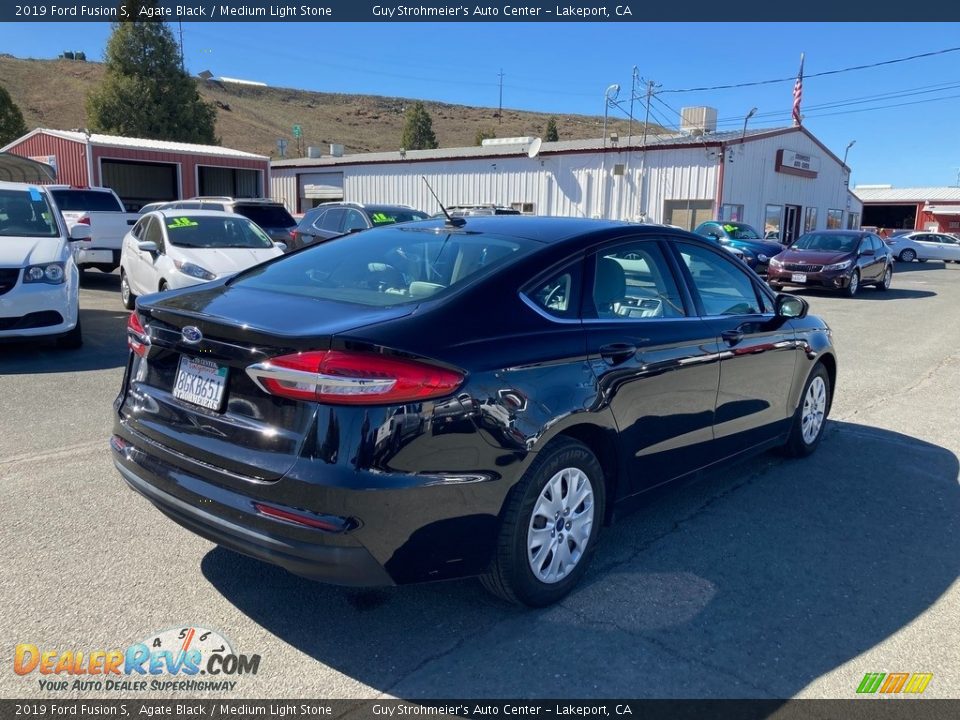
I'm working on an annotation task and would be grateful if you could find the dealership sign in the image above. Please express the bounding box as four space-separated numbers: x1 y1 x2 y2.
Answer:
776 149 820 178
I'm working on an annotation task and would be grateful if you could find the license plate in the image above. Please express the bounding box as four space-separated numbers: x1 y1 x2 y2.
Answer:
77 249 113 264
173 356 228 410
791 273 807 283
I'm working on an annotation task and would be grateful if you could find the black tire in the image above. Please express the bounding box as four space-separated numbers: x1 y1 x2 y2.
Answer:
159 280 169 292
769 282 783 291
481 437 606 607
56 316 83 350
875 264 893 291
120 270 137 310
899 249 916 263
843 269 860 297
782 363 831 458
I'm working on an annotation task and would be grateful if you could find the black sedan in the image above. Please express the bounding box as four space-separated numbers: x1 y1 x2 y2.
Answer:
112 217 837 606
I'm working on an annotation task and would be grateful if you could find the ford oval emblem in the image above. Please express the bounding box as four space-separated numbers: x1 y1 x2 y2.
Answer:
181 326 203 345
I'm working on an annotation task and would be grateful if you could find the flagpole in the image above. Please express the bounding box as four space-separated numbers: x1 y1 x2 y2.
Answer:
792 53 805 127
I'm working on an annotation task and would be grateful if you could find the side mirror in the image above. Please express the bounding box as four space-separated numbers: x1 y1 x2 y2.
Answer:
273 242 287 252
860 248 875 257
69 224 92 241
776 293 808 319
137 240 158 253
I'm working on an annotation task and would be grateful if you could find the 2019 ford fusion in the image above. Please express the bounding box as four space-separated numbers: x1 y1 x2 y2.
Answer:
112 217 836 606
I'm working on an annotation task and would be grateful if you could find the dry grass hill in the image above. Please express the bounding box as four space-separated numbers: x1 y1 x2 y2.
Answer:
0 55 662 158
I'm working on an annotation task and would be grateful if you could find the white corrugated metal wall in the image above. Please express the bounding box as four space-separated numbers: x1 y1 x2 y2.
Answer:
271 147 719 222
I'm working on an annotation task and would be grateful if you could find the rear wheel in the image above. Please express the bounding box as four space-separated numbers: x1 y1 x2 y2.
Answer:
782 362 831 458
899 249 917 262
120 271 137 309
481 438 605 607
876 264 893 291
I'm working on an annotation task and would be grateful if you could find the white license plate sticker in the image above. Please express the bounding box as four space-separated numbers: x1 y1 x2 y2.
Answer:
173 356 228 410
791 273 807 283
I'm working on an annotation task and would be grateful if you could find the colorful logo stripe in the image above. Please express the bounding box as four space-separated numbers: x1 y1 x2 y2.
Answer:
857 672 933 694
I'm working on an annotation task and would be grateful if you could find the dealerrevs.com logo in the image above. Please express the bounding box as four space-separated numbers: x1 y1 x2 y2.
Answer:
856 672 934 695
14 626 261 692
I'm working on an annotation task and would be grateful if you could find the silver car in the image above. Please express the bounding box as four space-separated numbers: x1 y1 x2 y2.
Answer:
886 232 960 263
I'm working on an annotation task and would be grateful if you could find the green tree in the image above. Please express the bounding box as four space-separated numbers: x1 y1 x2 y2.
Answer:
401 102 438 150
87 20 217 144
544 116 559 142
474 127 496 146
0 83 28 147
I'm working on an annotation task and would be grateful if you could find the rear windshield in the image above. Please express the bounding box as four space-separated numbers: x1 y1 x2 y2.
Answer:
793 233 860 252
232 226 531 307
0 188 59 238
233 204 296 228
51 189 124 213
162 215 274 249
368 208 430 226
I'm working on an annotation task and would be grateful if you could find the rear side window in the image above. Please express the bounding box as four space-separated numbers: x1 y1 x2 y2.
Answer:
50 189 123 212
234 204 295 228
526 263 582 319
232 226 532 307
592 242 686 319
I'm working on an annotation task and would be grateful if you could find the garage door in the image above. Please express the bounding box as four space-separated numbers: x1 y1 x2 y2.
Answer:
198 166 262 198
101 159 178 212
301 172 344 207
664 200 714 231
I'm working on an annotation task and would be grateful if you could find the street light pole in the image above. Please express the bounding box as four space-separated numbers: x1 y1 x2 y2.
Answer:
843 140 856 187
741 107 758 143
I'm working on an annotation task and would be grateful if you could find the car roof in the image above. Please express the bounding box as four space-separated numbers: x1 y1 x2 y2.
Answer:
0 180 52 192
804 229 868 236
150 209 249 219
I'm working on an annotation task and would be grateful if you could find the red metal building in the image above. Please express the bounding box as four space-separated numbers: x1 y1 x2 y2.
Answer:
0 129 270 211
854 185 960 235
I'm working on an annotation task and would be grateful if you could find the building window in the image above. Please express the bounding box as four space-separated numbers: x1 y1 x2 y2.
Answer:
804 207 818 233
720 204 744 222
764 204 782 237
510 202 536 214
827 209 844 229
846 212 861 229
663 200 714 231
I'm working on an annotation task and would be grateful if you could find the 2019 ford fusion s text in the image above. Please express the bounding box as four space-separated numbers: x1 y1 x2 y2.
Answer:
112 217 836 606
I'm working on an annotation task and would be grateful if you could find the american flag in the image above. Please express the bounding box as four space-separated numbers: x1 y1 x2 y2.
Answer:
792 53 805 126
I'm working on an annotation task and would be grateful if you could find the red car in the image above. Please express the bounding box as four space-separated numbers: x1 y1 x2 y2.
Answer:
767 230 894 297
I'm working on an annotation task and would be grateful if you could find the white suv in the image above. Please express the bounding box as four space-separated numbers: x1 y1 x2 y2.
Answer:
0 181 89 348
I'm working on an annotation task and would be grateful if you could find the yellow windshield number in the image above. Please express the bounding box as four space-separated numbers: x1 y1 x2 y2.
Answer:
168 217 199 229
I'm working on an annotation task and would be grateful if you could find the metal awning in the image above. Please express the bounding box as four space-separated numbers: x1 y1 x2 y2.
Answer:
0 153 57 183
924 205 960 215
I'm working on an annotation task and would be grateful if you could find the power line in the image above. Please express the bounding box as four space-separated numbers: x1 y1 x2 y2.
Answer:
661 45 960 94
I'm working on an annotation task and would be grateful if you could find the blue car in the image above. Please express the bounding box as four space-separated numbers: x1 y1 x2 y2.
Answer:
694 221 785 275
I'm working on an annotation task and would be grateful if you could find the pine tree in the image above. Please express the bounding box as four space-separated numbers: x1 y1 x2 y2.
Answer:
401 102 438 150
0 83 28 147
87 20 217 144
545 117 559 142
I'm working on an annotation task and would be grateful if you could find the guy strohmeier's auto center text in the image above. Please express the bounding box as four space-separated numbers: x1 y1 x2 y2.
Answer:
12 3 634 20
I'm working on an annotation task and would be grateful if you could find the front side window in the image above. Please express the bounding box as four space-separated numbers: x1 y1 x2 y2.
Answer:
232 227 532 307
0 188 58 238
678 243 763 316
592 242 686 319
142 217 164 252
342 209 368 232
319 208 346 232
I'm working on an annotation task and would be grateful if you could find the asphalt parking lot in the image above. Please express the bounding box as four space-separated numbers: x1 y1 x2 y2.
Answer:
1 261 958 701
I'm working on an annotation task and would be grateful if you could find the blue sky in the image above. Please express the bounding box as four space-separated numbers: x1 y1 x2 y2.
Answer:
4 21 960 187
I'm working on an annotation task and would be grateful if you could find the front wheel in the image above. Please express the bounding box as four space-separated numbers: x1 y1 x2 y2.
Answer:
481 438 605 607
120 271 137 310
843 270 860 297
899 249 917 262
782 363 831 458
876 264 893 291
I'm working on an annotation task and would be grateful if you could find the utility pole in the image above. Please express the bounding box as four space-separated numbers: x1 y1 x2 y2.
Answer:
178 21 185 71
628 66 640 144
637 79 657 222
497 69 505 125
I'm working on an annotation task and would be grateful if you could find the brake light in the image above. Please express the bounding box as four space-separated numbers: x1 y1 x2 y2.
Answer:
77 216 91 225
246 350 463 405
253 502 354 533
127 312 150 357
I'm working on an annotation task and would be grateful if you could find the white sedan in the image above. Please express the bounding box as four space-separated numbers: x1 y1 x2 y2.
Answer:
886 232 960 263
0 181 88 348
120 210 285 309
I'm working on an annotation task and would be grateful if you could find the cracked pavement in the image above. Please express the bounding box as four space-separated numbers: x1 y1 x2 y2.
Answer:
1 261 958 701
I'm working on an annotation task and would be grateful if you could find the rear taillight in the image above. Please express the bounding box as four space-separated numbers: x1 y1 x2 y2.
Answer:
253 502 354 533
77 216 91 225
246 350 463 405
127 312 150 357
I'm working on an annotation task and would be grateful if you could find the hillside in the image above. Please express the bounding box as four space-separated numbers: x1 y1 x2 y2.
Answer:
0 55 662 158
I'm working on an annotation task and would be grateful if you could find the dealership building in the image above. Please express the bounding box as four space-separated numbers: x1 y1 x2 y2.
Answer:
271 112 862 244
1 128 270 211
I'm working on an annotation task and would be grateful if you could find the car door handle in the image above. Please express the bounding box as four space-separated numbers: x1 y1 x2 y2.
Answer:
599 343 637 364
721 329 744 345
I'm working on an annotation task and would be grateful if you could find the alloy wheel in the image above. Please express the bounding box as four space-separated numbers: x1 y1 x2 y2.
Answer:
527 467 595 584
801 376 827 445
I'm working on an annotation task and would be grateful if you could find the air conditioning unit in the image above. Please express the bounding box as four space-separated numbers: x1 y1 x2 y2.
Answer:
307 146 322 159
330 143 345 157
680 106 718 134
